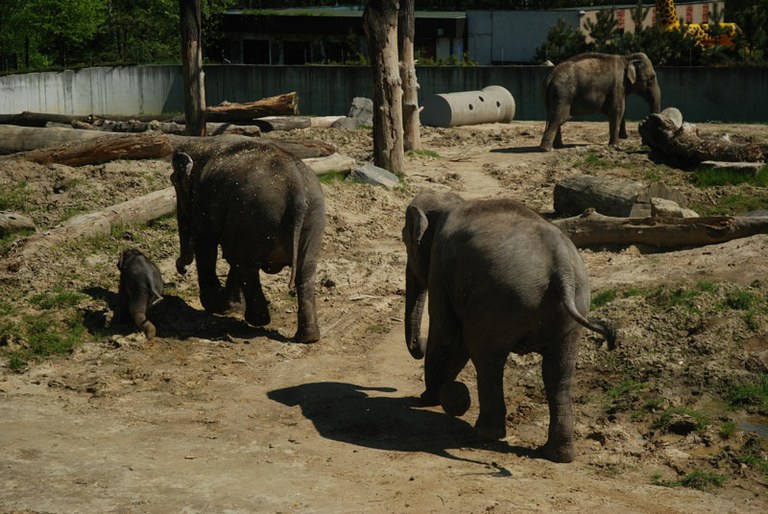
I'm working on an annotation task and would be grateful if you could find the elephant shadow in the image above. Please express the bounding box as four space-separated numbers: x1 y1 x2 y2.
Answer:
268 381 536 470
81 286 290 343
489 144 585 154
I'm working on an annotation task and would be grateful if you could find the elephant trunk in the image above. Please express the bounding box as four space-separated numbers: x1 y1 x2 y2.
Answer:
405 267 427 359
648 84 661 114
175 210 195 274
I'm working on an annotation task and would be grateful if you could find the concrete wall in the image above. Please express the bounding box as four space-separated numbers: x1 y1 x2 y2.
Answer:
2 64 767 123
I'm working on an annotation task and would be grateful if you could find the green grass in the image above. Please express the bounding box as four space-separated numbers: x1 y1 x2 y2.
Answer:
691 194 768 216
653 407 711 433
3 311 88 371
652 469 727 490
646 281 717 311
725 374 768 411
591 289 617 309
693 164 768 188
316 170 348 185
30 286 86 310
719 421 737 439
0 180 31 210
607 379 648 400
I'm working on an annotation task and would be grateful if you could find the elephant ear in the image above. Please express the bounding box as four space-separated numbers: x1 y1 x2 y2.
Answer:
171 152 194 187
405 204 429 248
626 60 638 86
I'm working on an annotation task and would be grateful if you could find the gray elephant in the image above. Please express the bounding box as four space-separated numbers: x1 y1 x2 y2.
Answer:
402 190 616 463
539 52 661 152
117 248 164 340
171 140 326 343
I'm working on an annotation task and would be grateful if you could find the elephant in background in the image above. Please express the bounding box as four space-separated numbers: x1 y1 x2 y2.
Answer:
171 140 326 343
539 52 661 152
402 190 616 463
117 248 164 340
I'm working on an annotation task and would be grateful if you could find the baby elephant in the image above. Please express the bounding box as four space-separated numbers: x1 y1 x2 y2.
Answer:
117 248 164 339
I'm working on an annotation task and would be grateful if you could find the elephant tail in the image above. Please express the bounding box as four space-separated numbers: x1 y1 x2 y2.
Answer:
288 196 309 290
553 242 617 350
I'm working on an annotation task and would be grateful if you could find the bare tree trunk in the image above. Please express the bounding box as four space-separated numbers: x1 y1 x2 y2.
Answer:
398 0 421 152
363 0 404 173
179 0 206 137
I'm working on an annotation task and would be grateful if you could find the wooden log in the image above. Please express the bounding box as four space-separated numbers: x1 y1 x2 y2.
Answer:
205 92 299 122
11 132 173 166
638 112 767 165
303 153 356 174
6 188 177 271
552 209 768 249
253 116 312 132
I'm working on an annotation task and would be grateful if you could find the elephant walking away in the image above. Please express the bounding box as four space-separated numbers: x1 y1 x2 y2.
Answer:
171 140 326 343
117 248 164 340
402 190 616 463
539 52 661 152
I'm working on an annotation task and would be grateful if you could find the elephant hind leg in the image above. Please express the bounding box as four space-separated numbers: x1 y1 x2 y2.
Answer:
540 330 581 463
131 309 156 340
473 354 507 441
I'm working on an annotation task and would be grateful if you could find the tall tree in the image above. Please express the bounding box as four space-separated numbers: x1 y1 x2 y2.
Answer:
180 0 207 136
363 0 404 173
399 0 421 152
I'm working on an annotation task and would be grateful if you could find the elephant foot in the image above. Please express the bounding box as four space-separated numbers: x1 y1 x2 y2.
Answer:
419 388 440 407
244 306 271 327
439 381 471 417
539 440 575 463
474 418 506 441
141 321 156 341
538 144 552 153
294 324 320 344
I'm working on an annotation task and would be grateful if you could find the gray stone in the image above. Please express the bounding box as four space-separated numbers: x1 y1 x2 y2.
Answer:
345 163 400 189
331 97 374 129
0 210 36 237
661 107 684 130
650 197 699 219
700 160 764 174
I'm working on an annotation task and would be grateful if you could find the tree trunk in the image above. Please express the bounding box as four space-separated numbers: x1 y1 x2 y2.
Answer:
398 0 421 152
363 0 404 173
552 210 768 249
638 112 767 165
7 132 173 166
179 0 206 137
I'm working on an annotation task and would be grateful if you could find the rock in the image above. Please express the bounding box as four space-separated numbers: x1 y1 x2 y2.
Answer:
554 175 688 217
346 163 400 189
650 197 699 219
331 97 374 129
0 210 36 237
699 160 764 174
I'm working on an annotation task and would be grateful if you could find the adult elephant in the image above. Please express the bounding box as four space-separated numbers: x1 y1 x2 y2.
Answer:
171 139 325 343
402 190 616 463
539 52 661 152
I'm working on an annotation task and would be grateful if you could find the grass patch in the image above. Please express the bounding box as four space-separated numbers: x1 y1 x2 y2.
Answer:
3 311 88 371
693 165 768 188
316 170 348 185
691 194 768 216
725 374 768 411
652 469 727 490
653 407 711 433
30 286 86 310
646 281 716 311
719 421 737 439
0 180 31 210
591 289 616 309
575 152 610 170
365 324 387 334
607 379 648 400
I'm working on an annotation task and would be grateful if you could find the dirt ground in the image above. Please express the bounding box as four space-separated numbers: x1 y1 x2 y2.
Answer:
1 120 767 513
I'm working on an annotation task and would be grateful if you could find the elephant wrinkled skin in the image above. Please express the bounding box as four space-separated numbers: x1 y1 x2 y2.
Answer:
402 190 616 463
171 140 325 343
117 248 164 340
540 52 661 152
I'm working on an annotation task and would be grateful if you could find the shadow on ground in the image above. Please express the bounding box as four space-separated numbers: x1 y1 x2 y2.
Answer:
268 381 538 473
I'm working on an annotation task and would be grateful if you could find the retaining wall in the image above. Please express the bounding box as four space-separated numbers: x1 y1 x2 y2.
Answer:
1 65 766 123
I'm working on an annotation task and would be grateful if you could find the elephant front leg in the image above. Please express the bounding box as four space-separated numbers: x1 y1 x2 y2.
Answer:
195 240 227 314
241 267 271 327
540 332 580 463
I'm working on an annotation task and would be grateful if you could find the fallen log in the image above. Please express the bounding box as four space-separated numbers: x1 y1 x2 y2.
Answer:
552 209 768 249
9 131 172 166
303 153 356 174
638 111 767 165
205 92 299 122
5 187 177 273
